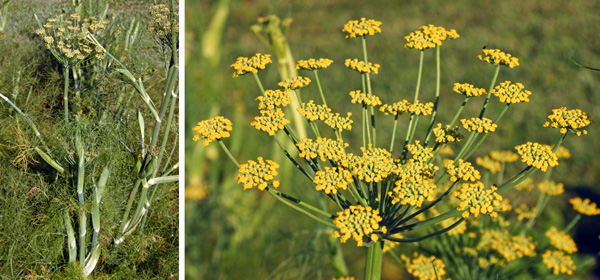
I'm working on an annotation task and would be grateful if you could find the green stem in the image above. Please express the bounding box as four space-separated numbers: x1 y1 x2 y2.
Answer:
265 187 335 227
424 46 441 145
478 64 500 118
389 218 466 242
313 70 327 107
414 51 424 102
63 66 70 122
364 242 383 280
389 114 399 152
218 139 240 167
252 72 265 93
564 214 581 233
448 97 470 127
462 103 510 159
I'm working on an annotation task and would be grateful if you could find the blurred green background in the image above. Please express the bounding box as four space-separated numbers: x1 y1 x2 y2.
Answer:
186 0 600 279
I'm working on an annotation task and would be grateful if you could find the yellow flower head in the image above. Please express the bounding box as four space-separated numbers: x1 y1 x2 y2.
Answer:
543 107 595 136
192 116 233 146
453 83 487 97
404 24 459 50
461 117 497 133
433 123 463 143
231 53 272 77
401 252 447 280
297 100 331 122
554 145 571 159
439 146 454 156
444 159 481 182
296 58 334 70
250 108 290 135
409 100 434 116
236 157 280 190
538 180 564 196
296 137 348 162
542 250 575 275
325 112 353 132
345 58 380 74
148 4 179 38
546 227 577 253
476 156 501 174
313 167 353 194
341 146 395 183
454 182 505 218
278 76 311 90
515 203 536 221
515 142 559 172
478 48 520 68
256 89 292 110
490 150 519 163
380 100 412 116
349 90 382 107
407 141 434 162
491 81 532 104
342 18 382 39
570 197 600 216
391 174 436 207
332 205 386 246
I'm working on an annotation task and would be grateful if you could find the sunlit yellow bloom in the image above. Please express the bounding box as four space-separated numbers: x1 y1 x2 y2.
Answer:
491 81 532 104
444 159 481 182
278 76 311 90
409 100 434 116
296 137 348 162
404 24 459 50
250 108 290 136
391 174 436 207
379 100 412 116
192 116 233 146
313 167 353 194
349 90 382 107
490 150 519 163
514 177 535 191
407 141 434 162
542 250 575 275
296 58 334 70
461 117 497 133
432 123 463 143
230 53 272 77
454 182 504 218
345 58 380 74
546 227 577 253
236 157 280 190
297 100 331 122
476 156 501 174
332 205 386 246
342 18 382 39
401 252 447 280
256 89 291 110
537 180 564 196
543 107 594 136
569 197 600 216
515 142 558 172
342 146 395 183
554 145 571 159
512 234 537 258
325 112 353 132
453 83 487 97
439 146 454 156
478 48 520 68
515 203 536 221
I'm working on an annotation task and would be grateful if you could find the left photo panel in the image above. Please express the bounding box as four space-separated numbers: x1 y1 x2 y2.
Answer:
0 1 179 279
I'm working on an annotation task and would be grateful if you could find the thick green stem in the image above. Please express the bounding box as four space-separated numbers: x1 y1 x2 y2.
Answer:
364 242 383 280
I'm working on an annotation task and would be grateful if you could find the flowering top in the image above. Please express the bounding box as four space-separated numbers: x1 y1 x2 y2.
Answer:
491 81 532 104
332 205 387 246
477 48 520 68
489 150 519 163
250 108 290 135
433 123 463 143
409 100 434 116
296 137 348 162
349 90 382 107
407 141 434 162
515 142 559 172
192 116 233 146
325 112 353 132
461 117 497 133
391 173 436 207
537 180 564 196
297 100 331 122
148 4 179 46
342 18 382 38
542 250 575 275
236 157 280 190
476 156 501 174
341 146 395 183
554 146 571 159
401 252 447 280
404 24 459 50
278 76 311 90
380 100 412 116
256 89 291 110
345 58 380 74
569 197 600 216
231 53 272 77
444 159 481 182
296 58 334 70
453 83 487 97
543 107 594 136
313 167 353 194
515 204 536 221
546 227 577 253
454 182 504 218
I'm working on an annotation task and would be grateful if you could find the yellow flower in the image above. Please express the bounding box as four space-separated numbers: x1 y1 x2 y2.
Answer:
401 252 447 280
313 167 353 194
342 18 382 39
325 112 353 132
537 180 564 196
542 250 575 275
230 53 272 77
391 174 436 207
404 24 459 50
453 83 487 97
297 100 331 122
515 203 536 221
278 76 311 90
514 177 535 192
409 100 434 116
236 157 280 190
379 100 412 116
250 108 290 136
296 137 348 162
349 90 382 107
444 159 481 182
432 123 463 143
332 205 386 246
515 142 559 172
491 81 532 104
192 116 233 146
476 156 501 174
454 182 504 218
341 146 398 183
569 197 600 216
345 58 380 74
406 141 434 162
554 145 571 159
546 227 577 253
543 107 594 136
489 150 519 163
461 117 497 133
296 58 333 70
439 146 454 156
256 89 292 110
477 48 520 68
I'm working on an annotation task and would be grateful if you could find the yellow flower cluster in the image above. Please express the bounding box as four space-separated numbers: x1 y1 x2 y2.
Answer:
409 100 434 116
404 24 459 50
278 76 311 90
297 100 331 121
344 58 380 74
454 182 504 218
546 227 577 253
406 141 434 162
537 180 564 196
477 48 520 68
542 250 576 275
554 145 571 159
476 155 501 174
491 81 532 104
341 18 382 39
453 83 487 97
296 137 348 162
231 53 272 77
325 112 353 132
296 58 333 70
250 108 290 135
313 167 353 194
148 4 179 40
332 205 386 246
515 204 536 221
569 197 600 216
349 90 382 107
236 157 280 190
514 177 535 191
192 116 233 146
543 107 594 136
444 159 481 182
432 123 463 143
391 175 436 207
477 230 537 263
256 89 291 110
515 142 559 172
379 100 411 116
401 252 447 280
461 117 497 133
490 150 519 162
340 149 394 183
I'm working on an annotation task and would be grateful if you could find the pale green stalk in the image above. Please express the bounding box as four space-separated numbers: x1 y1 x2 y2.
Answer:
362 37 376 145
400 51 424 157
478 64 500 118
63 66 70 122
564 214 581 233
252 72 265 93
364 243 383 280
313 70 328 107
265 187 335 227
424 46 441 145
462 103 510 160
218 139 240 167
64 209 77 263
389 114 399 152
448 96 471 127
